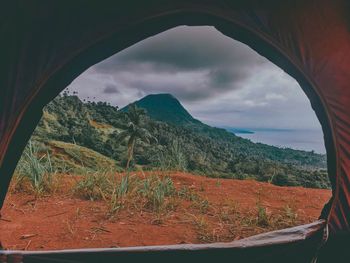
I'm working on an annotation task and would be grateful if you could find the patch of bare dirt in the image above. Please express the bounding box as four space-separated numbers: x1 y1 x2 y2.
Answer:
0 172 331 250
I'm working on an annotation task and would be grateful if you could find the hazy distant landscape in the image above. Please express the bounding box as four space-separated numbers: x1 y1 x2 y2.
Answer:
224 127 325 154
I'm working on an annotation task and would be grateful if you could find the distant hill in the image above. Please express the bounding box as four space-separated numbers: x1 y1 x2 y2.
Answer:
122 93 202 126
25 94 330 189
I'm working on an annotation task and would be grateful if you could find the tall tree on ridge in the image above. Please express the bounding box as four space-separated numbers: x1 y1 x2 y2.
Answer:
116 104 157 169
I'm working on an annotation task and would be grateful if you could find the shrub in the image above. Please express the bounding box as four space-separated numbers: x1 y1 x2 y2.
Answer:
283 204 298 224
15 140 56 195
73 172 110 201
256 202 270 227
191 198 210 214
138 175 176 212
178 186 199 201
156 140 187 171
109 173 138 213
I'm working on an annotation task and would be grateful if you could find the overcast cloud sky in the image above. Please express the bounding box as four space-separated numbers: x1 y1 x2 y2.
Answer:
67 26 321 131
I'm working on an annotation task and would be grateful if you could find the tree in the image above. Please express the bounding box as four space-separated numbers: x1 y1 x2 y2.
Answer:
116 104 157 169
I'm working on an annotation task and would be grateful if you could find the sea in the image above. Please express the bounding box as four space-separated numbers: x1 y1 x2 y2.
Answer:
224 127 326 154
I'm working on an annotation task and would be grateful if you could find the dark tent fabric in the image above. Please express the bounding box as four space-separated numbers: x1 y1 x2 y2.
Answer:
1 0 350 262
0 220 328 263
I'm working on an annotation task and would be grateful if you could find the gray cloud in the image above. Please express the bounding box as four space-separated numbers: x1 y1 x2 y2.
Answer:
94 26 261 72
103 84 119 94
92 26 267 101
67 26 322 136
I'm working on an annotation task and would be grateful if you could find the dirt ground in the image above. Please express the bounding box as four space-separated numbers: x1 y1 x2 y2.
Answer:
0 172 331 251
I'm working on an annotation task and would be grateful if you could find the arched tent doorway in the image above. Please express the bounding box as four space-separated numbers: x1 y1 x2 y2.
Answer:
1 1 349 262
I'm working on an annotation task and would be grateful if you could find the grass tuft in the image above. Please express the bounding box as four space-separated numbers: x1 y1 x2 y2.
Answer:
73 171 111 201
14 140 57 195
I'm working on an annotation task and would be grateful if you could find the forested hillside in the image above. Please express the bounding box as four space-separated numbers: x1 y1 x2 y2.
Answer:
27 94 330 189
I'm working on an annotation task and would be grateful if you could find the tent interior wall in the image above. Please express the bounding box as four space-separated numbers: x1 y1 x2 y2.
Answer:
1 0 350 262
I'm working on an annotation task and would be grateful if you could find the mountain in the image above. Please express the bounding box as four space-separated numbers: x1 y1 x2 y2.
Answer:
121 93 202 126
26 94 330 189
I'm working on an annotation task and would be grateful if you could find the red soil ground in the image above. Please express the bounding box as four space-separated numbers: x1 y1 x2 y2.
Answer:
0 172 331 251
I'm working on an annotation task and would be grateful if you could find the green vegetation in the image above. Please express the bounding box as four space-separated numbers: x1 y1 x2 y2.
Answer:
256 202 269 227
73 172 178 216
14 140 56 195
121 94 201 126
23 93 329 189
73 171 111 201
48 140 121 174
116 104 157 169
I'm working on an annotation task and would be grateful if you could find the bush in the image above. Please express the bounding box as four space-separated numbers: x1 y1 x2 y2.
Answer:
15 140 56 195
138 175 176 212
256 203 270 227
109 173 138 213
73 172 110 201
156 140 187 171
271 172 291 186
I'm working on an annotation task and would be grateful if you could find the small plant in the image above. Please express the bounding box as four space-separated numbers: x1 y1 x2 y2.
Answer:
194 216 216 243
253 188 269 227
283 204 298 224
116 174 131 198
155 151 170 171
199 183 205 192
109 173 137 213
256 202 270 227
15 140 56 195
156 139 187 171
138 175 176 212
9 172 27 193
168 140 187 171
178 186 198 201
73 171 110 201
218 201 239 224
192 198 210 214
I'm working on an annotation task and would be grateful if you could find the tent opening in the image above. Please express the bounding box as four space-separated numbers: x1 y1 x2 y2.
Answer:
0 26 332 251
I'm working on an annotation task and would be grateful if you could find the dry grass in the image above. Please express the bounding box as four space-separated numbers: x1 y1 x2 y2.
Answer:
73 172 178 218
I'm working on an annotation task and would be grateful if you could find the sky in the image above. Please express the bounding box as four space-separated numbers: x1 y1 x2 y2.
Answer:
66 26 322 131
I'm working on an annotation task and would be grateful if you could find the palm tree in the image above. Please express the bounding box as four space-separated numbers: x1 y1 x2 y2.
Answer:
116 104 157 169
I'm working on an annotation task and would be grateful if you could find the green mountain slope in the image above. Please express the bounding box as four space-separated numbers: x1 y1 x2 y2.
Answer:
20 138 121 174
122 93 201 126
123 93 326 169
27 94 330 189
